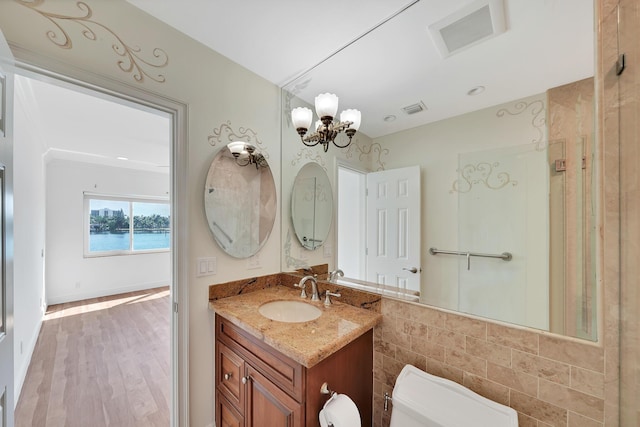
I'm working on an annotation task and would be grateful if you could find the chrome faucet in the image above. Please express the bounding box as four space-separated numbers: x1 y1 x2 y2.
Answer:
296 275 320 301
328 269 344 283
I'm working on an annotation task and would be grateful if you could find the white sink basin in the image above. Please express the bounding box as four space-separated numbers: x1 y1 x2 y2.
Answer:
258 300 322 323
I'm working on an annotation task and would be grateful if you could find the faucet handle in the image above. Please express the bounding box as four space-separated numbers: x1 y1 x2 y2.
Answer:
294 280 307 298
324 290 341 306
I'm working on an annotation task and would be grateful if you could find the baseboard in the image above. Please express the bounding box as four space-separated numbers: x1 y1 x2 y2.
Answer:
14 314 43 407
46 280 169 305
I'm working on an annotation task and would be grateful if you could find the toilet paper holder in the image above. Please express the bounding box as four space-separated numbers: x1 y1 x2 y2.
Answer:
320 382 336 397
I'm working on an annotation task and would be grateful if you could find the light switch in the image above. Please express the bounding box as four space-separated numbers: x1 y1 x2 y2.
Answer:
196 257 217 277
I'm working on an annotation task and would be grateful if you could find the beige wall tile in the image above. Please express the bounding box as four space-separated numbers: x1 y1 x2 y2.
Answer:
374 338 396 359
462 373 510 406
487 362 538 397
405 302 446 328
571 366 605 398
411 336 445 362
466 336 511 367
539 335 604 373
426 358 464 384
539 379 605 421
428 326 466 351
397 317 428 338
445 348 487 377
444 313 487 339
568 411 604 427
510 390 568 427
516 412 540 427
487 323 540 354
396 346 427 371
512 349 571 385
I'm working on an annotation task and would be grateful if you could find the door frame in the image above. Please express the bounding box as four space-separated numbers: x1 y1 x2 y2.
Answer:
11 50 189 426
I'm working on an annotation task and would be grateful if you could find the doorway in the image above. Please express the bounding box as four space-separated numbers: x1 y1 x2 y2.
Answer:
10 69 186 425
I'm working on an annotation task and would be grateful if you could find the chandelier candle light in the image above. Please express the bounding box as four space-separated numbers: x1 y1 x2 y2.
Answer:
291 93 361 152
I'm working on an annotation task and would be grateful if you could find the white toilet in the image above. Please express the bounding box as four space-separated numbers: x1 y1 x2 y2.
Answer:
390 365 519 427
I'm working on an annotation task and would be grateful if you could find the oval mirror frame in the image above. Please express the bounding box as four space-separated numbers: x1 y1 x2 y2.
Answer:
204 146 276 258
291 162 333 250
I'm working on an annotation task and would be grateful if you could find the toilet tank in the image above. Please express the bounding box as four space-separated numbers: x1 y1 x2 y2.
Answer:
391 365 518 427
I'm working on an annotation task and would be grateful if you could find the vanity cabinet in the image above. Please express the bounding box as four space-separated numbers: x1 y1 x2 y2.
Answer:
215 314 373 427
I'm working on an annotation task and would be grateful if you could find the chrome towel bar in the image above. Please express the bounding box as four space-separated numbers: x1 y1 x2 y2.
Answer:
429 247 512 270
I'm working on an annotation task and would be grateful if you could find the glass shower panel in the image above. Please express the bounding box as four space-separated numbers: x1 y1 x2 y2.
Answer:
457 143 549 330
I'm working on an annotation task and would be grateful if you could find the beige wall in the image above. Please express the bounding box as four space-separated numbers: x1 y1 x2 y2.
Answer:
0 2 281 426
1 0 635 426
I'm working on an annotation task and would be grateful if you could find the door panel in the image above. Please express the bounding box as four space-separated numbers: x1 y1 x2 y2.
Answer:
366 166 421 293
245 365 302 427
0 28 13 427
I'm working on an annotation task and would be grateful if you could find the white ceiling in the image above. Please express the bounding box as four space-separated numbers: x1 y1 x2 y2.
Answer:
16 75 171 172
128 0 594 138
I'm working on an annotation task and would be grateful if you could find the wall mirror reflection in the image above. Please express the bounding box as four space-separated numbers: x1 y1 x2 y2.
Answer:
291 162 333 250
281 0 597 341
205 144 276 259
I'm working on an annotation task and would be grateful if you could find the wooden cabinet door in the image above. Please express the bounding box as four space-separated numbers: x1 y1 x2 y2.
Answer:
217 341 245 410
216 391 245 427
245 365 303 427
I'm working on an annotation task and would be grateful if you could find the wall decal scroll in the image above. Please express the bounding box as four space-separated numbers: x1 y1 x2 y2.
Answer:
450 161 518 194
16 0 169 84
208 120 269 159
496 100 546 151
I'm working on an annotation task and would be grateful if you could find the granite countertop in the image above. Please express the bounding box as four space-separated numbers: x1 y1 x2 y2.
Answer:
209 286 382 368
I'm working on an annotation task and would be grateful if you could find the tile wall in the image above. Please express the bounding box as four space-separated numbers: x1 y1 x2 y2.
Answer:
373 299 606 426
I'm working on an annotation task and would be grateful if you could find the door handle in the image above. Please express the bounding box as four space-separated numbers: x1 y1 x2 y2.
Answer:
402 267 421 274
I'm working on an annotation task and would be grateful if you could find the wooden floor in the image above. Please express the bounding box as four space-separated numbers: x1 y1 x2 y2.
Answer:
15 287 171 427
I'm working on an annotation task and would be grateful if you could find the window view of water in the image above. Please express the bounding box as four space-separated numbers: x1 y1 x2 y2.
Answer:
88 198 170 253
90 231 170 252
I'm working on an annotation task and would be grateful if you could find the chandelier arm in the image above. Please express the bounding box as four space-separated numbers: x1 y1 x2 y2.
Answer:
332 136 353 149
300 136 320 148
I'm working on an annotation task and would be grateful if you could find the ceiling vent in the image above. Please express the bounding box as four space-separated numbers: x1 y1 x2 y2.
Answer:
402 101 427 115
428 0 506 58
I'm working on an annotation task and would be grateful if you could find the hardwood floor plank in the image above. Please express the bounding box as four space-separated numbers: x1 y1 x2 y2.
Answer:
16 287 170 427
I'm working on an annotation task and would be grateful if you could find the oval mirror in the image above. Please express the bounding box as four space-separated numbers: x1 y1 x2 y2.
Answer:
204 145 276 258
291 162 333 250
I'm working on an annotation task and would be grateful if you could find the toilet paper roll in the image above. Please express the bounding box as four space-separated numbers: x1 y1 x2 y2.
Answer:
318 393 361 427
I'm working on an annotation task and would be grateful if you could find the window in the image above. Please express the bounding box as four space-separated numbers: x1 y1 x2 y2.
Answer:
85 194 170 256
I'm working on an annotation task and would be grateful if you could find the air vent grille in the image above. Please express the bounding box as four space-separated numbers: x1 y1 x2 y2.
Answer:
402 101 427 115
428 0 506 57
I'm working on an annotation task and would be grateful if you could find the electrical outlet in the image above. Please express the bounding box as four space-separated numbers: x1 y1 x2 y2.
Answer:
323 243 332 258
75 281 81 289
247 254 261 270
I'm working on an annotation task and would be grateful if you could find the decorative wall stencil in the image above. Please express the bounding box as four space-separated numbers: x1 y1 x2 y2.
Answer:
345 139 388 171
16 0 169 83
290 147 326 169
450 162 518 194
496 100 546 151
284 229 309 269
208 120 269 159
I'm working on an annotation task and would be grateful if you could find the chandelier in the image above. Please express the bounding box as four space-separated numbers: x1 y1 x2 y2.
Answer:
291 93 361 152
227 142 268 169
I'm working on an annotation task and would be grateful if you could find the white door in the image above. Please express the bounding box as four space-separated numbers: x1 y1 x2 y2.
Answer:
366 166 421 294
0 29 14 427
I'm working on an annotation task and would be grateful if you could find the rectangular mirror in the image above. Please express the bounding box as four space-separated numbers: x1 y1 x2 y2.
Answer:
280 0 597 341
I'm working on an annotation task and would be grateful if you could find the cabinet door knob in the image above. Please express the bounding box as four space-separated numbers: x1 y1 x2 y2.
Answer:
241 376 249 385
223 372 232 380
